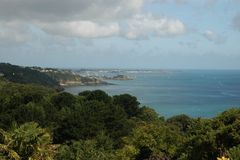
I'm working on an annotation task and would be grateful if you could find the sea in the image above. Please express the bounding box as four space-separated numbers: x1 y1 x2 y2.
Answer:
65 70 240 118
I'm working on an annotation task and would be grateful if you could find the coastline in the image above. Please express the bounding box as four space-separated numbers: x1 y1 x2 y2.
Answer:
61 80 115 88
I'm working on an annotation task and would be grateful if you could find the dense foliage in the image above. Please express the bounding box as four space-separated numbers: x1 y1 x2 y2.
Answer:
0 79 240 159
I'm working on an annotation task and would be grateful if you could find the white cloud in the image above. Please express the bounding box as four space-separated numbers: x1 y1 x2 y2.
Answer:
0 0 144 41
37 14 186 39
124 14 186 39
0 21 31 45
203 30 226 44
0 0 186 41
40 21 120 38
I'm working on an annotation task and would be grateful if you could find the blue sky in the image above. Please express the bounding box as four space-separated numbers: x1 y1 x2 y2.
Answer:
0 0 240 69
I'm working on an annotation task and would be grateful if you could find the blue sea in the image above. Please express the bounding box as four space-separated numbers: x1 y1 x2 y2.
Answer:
65 70 240 118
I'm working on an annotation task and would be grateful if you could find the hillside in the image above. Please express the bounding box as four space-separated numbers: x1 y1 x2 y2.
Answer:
0 63 60 88
0 63 109 88
31 67 110 86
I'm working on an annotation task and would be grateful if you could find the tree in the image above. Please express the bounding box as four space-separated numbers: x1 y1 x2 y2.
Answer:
54 100 130 144
113 94 140 117
136 106 162 123
55 134 114 160
167 114 192 133
79 90 112 104
122 122 184 159
180 118 219 160
215 108 240 125
14 102 46 125
0 122 58 160
114 145 138 160
229 145 240 160
51 92 76 110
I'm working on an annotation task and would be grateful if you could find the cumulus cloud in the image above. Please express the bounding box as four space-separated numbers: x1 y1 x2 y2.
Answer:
203 30 226 44
41 21 120 38
0 0 143 21
124 14 186 39
37 14 186 39
0 0 186 41
0 21 32 45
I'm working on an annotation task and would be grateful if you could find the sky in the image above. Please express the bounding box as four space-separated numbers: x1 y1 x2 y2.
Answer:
0 0 240 69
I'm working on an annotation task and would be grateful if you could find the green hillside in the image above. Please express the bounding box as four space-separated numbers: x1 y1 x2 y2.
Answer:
0 63 60 88
31 67 109 86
